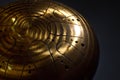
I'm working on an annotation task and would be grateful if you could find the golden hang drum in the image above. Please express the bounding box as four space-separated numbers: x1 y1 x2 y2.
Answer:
0 0 99 80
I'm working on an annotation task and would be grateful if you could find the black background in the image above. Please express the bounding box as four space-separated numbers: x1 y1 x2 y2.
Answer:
0 0 120 80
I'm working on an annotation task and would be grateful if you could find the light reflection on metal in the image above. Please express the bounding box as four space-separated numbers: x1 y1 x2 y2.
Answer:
0 0 99 80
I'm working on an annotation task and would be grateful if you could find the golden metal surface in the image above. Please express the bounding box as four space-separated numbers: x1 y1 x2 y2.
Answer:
0 0 99 80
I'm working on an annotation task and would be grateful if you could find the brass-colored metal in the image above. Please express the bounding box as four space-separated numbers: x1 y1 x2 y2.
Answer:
0 0 99 80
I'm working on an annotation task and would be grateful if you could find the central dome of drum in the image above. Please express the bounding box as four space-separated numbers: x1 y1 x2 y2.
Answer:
0 0 99 80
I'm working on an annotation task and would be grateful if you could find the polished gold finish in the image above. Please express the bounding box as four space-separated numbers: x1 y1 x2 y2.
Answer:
0 0 99 80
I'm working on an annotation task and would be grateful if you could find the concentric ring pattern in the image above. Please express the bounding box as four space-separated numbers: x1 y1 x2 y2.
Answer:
0 0 99 80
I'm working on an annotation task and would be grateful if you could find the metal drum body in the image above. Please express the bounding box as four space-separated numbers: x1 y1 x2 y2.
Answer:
0 0 99 80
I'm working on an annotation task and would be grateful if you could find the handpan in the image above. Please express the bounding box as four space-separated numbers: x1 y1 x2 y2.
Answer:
0 0 99 80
